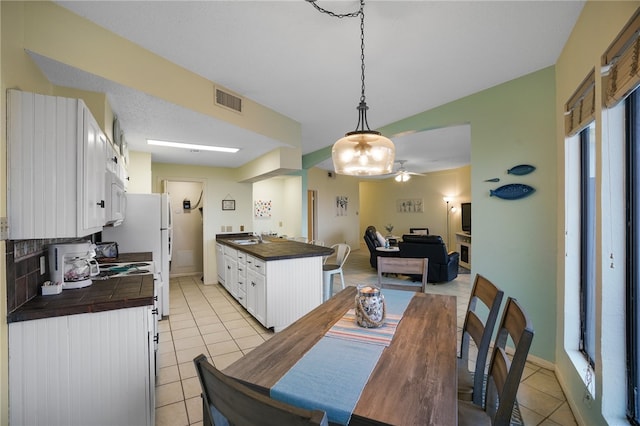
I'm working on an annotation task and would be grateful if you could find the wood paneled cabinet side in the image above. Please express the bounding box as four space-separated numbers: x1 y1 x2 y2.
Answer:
8 306 155 426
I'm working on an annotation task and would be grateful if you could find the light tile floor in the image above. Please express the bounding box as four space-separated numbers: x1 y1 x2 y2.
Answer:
154 248 577 426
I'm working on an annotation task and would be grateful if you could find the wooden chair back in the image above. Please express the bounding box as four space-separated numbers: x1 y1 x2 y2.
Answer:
485 297 534 424
193 354 328 426
377 257 428 292
459 274 504 405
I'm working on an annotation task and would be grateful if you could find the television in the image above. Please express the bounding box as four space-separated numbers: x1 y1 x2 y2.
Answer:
461 202 471 234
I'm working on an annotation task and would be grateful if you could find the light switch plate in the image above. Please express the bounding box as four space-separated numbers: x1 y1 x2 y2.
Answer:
0 217 8 240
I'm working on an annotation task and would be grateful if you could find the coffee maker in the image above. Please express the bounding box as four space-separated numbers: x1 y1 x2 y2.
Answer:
49 241 99 289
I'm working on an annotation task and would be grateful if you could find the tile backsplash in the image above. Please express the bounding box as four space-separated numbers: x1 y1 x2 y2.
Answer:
6 237 96 314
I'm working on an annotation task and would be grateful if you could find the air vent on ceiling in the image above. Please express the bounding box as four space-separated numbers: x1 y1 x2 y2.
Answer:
215 86 243 113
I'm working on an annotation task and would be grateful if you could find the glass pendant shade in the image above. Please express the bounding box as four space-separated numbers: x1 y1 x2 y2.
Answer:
332 130 395 176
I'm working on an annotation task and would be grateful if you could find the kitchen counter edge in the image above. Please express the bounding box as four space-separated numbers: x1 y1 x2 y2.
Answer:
216 234 333 260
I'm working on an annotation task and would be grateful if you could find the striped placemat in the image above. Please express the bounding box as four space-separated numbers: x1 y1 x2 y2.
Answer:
325 309 402 347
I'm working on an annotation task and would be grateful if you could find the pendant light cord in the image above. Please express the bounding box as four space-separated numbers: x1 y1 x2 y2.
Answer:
306 0 371 133
305 0 362 19
359 3 366 105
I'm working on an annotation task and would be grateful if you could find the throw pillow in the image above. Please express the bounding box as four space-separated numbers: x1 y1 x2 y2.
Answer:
375 231 386 247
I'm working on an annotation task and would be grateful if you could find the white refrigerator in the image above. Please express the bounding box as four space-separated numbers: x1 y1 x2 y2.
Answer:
102 193 172 317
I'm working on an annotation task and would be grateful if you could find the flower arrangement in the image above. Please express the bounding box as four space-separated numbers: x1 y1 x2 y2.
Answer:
384 224 394 235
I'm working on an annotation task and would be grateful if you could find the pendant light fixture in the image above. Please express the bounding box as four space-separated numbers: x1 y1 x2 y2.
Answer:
308 0 395 176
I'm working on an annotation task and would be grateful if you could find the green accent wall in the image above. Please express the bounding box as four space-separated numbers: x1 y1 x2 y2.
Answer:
381 67 558 362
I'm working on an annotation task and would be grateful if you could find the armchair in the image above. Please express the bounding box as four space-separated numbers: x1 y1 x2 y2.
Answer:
398 234 459 283
363 226 395 268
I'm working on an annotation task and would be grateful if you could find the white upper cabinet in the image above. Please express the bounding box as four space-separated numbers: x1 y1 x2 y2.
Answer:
104 140 127 226
81 110 107 233
7 90 107 239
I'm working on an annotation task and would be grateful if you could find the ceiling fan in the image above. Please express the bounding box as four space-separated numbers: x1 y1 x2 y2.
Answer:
388 160 425 182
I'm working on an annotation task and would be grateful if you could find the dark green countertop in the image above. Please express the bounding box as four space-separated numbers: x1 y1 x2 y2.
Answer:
216 234 333 261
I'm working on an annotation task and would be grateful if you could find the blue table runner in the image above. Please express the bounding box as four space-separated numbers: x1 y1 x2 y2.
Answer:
270 289 415 424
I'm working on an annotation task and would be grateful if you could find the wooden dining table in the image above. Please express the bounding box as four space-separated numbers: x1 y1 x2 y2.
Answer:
223 286 458 425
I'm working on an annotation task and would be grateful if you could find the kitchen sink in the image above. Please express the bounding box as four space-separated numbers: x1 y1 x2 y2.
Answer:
231 239 258 245
231 238 271 245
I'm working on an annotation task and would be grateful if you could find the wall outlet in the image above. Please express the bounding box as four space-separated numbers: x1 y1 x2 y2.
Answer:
40 256 46 275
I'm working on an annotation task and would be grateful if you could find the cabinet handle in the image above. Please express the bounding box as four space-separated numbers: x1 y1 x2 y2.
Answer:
154 333 159 343
97 200 105 208
227 265 231 270
256 265 262 269
126 176 130 181
112 156 118 164
154 295 158 301
251 281 256 287
152 308 158 315
238 296 243 300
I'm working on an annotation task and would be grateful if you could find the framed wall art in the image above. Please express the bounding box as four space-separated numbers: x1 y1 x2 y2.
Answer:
397 198 424 213
336 195 349 216
255 200 272 218
222 200 236 211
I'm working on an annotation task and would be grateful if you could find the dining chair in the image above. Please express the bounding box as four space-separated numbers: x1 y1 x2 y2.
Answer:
193 354 329 426
458 297 534 426
376 256 428 292
458 274 504 405
293 236 308 243
322 243 351 300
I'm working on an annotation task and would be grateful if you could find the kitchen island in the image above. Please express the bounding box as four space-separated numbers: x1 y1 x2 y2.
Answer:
7 252 157 426
216 234 333 332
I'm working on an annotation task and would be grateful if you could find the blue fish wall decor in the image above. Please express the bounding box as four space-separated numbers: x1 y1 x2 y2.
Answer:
490 184 536 200
507 164 536 176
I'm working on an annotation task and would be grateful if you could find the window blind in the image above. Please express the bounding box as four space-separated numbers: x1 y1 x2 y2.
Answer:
603 7 640 108
565 70 595 137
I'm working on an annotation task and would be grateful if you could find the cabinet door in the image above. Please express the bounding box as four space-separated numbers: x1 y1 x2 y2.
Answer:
7 90 77 238
247 269 266 326
79 104 106 233
224 255 238 298
216 244 225 284
9 308 154 426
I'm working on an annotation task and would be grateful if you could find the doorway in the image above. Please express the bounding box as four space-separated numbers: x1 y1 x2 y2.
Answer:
307 190 318 242
166 180 204 278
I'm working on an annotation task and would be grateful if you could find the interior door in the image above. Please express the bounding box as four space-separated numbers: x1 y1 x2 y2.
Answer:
307 190 317 242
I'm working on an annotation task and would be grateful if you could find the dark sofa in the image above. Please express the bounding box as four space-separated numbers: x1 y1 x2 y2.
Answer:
398 234 459 283
363 227 459 283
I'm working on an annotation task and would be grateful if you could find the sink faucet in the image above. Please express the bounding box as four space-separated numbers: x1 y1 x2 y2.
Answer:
253 232 263 242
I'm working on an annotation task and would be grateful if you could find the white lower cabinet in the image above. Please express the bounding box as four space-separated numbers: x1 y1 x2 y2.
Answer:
246 256 266 326
217 243 324 331
216 243 225 285
223 246 238 298
9 306 156 426
237 251 247 307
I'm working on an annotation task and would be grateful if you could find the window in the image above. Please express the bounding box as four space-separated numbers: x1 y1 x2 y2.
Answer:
626 88 640 425
579 123 596 367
